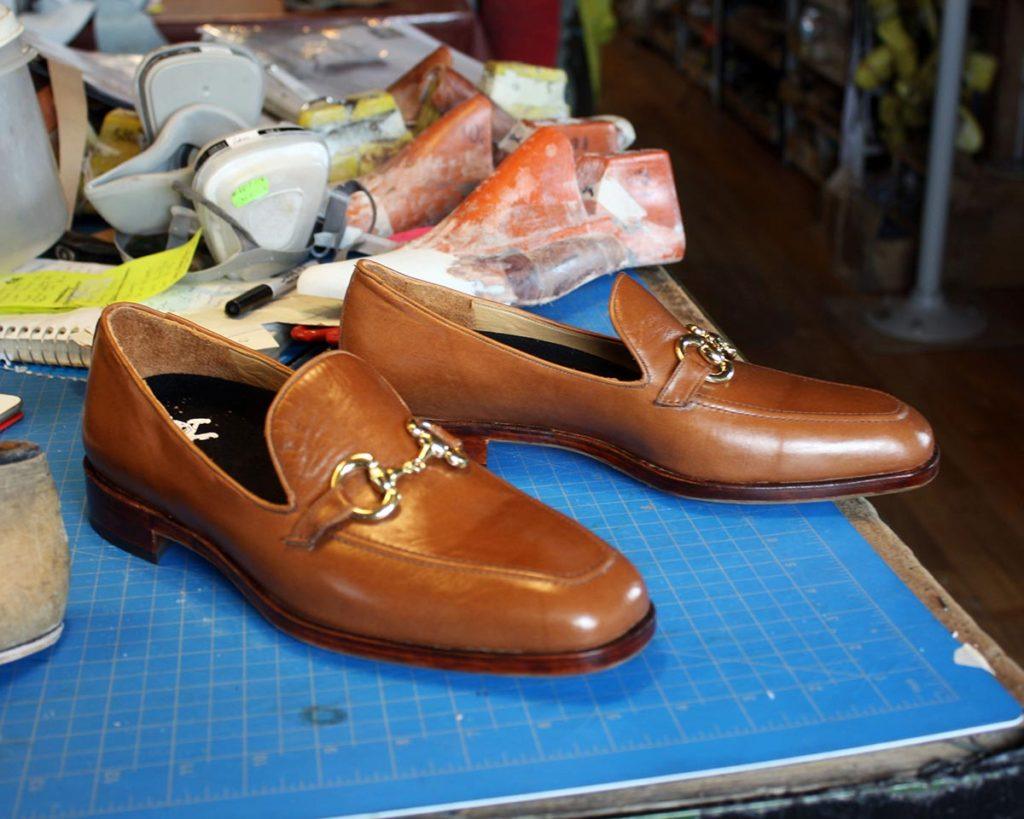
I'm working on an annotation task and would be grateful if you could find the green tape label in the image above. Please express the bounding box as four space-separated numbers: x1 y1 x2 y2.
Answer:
231 176 269 208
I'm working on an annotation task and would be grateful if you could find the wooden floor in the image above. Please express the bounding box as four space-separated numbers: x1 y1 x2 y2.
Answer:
599 37 1024 663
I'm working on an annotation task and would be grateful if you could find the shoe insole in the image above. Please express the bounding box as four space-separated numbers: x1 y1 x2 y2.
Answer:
145 373 287 504
478 331 642 381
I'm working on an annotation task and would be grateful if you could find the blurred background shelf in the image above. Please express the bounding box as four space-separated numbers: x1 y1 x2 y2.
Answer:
620 0 1023 304
621 0 1018 185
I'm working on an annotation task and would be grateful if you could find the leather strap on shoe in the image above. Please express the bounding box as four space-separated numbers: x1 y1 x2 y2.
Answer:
284 487 357 550
655 353 712 408
655 325 739 407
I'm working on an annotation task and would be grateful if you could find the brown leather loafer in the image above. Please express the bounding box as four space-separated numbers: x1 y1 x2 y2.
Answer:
82 304 653 674
340 261 938 502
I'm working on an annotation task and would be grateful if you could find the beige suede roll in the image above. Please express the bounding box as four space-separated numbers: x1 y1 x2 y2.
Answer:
0 441 69 663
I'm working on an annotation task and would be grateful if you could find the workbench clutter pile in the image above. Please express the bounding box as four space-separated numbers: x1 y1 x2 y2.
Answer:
1 8 940 677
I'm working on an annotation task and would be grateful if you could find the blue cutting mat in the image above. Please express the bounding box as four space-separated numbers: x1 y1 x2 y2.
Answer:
0 276 1019 818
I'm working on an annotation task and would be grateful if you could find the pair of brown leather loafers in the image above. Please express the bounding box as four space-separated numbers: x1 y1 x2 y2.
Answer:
83 262 936 675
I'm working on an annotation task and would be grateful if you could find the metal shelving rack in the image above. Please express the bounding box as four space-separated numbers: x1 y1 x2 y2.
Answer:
670 0 853 184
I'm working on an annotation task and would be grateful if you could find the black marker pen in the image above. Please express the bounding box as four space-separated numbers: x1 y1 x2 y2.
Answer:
225 265 306 317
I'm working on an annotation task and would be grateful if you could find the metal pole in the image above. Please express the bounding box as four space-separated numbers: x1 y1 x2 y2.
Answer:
913 0 969 305
868 0 985 342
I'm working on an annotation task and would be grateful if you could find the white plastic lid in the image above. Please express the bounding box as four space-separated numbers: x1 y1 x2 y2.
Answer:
0 7 24 51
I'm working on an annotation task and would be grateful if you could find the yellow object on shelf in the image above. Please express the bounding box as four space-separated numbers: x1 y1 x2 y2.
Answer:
86 108 145 182
297 90 411 183
580 0 616 98
856 0 997 158
875 15 918 80
964 52 997 93
855 46 894 89
479 61 570 120
956 105 983 153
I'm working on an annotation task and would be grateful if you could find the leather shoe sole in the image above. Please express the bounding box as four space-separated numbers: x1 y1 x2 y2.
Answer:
442 420 942 503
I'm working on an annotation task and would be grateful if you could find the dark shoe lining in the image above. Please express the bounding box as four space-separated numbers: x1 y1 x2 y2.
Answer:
478 331 642 381
145 333 638 503
145 373 287 504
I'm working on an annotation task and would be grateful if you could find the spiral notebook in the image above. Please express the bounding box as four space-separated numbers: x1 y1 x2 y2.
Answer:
0 259 110 368
0 306 100 367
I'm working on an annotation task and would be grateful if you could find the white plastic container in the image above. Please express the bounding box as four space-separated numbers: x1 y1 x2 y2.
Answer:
0 8 68 274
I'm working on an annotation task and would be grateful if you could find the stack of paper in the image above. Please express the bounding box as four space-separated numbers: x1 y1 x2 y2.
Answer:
0 254 340 368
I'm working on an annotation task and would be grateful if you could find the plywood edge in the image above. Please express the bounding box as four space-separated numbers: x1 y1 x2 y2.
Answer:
454 725 1022 817
838 497 1024 703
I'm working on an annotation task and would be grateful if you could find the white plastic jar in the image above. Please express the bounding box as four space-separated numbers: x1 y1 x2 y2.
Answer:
0 7 68 274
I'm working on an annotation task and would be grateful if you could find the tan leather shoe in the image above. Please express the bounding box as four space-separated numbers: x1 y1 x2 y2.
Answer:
82 304 653 674
340 261 939 502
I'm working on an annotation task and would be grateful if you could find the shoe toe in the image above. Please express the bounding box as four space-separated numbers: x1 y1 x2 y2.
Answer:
534 548 652 655
438 506 652 657
879 400 936 473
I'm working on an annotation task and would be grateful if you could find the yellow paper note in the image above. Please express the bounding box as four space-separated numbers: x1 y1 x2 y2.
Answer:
0 232 202 314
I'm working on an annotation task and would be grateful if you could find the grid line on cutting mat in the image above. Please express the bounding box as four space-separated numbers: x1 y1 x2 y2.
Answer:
0 275 1018 818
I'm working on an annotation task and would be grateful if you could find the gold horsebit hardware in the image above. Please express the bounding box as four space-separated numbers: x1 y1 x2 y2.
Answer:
675 324 738 383
329 421 469 522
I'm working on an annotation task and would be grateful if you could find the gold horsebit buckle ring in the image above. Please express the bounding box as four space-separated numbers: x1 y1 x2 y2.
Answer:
675 324 738 383
329 421 469 522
